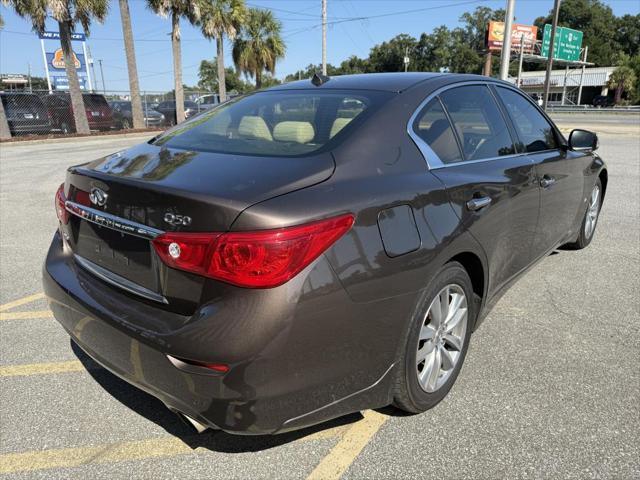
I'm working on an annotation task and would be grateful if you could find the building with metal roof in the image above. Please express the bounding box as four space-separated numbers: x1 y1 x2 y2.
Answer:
508 66 616 106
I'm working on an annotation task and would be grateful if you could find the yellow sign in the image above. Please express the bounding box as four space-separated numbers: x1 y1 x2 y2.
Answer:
487 21 538 52
51 49 81 69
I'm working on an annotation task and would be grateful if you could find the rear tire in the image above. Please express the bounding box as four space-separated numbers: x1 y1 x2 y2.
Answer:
563 178 602 250
393 262 475 413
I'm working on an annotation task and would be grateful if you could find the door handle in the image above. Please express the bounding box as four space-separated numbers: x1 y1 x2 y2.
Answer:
466 196 492 211
540 175 557 188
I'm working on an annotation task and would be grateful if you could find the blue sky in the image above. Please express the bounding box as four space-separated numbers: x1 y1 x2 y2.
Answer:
1 0 638 92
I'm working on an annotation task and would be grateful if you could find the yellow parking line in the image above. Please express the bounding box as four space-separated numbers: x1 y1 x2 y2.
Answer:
0 310 53 321
306 410 388 480
0 426 346 474
0 360 92 377
0 293 45 312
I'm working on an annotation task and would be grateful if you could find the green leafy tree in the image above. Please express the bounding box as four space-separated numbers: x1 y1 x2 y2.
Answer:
339 55 369 74
199 0 246 102
198 59 250 93
232 7 285 89
148 0 201 124
615 14 640 59
367 34 417 72
6 0 108 134
284 63 341 82
608 55 637 104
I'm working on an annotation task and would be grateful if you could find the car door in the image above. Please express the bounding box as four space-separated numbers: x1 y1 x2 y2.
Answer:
492 85 585 258
410 83 540 295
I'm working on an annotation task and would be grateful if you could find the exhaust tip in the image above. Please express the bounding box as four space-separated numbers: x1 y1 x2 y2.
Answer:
172 409 209 433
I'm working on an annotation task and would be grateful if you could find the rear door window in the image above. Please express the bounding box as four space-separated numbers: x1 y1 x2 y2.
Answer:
413 98 462 164
495 86 558 153
154 90 388 156
439 85 516 161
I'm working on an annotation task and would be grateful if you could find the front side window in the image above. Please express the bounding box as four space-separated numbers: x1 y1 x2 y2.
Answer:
154 90 387 156
495 86 558 153
439 85 516 161
413 98 462 164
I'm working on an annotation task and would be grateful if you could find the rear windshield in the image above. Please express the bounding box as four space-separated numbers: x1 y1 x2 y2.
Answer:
1 95 45 109
153 89 390 156
84 94 109 109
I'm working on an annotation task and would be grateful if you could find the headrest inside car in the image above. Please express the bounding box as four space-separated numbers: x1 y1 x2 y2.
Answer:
273 121 315 144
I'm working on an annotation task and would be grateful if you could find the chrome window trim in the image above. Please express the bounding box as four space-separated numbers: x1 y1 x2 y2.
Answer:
65 201 164 240
407 80 533 170
74 254 169 304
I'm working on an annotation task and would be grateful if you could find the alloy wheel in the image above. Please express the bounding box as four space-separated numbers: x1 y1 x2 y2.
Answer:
584 184 600 239
416 284 468 393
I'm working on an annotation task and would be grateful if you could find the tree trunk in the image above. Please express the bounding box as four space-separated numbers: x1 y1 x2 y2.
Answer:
0 98 11 140
615 82 623 104
119 0 144 129
172 13 185 124
255 69 262 90
216 36 226 102
59 20 90 135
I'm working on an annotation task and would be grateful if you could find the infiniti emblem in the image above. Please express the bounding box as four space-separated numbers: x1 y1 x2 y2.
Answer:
89 187 108 207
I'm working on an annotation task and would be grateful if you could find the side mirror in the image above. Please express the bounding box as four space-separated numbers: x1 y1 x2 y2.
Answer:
569 129 598 152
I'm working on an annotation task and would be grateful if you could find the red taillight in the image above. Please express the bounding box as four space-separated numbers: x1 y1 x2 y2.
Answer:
152 213 354 288
55 183 69 224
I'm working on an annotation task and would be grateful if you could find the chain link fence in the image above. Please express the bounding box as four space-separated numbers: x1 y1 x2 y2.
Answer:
0 89 220 139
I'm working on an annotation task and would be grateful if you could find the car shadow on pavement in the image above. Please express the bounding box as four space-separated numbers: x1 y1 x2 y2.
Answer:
71 340 362 452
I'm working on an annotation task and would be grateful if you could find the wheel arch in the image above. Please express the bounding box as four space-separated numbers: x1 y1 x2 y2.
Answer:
447 251 485 304
598 167 608 201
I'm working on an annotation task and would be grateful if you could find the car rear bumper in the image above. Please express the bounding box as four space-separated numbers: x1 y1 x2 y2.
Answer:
43 231 403 434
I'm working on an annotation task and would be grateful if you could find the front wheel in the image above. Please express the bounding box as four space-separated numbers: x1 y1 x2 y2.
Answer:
393 262 475 413
563 178 602 250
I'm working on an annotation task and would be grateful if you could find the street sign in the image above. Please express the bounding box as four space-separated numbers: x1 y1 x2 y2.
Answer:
541 24 583 61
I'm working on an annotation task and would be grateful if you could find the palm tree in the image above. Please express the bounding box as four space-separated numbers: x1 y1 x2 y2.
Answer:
199 0 246 102
608 62 637 105
119 0 144 129
232 8 285 89
0 13 11 140
148 0 201 124
6 0 107 135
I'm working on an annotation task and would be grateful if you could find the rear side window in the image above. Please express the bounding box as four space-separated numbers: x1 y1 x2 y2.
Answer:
439 85 515 161
154 90 387 156
413 98 462 164
84 95 108 108
495 87 558 152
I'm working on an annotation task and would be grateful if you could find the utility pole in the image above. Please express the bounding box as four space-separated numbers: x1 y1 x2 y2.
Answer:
321 0 327 75
28 63 32 92
98 59 106 94
404 46 409 72
542 0 561 110
499 0 515 80
516 34 525 87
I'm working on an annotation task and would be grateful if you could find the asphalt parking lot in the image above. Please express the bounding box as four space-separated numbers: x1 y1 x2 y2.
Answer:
1 119 639 479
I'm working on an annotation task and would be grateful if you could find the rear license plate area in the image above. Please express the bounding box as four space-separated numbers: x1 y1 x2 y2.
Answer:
71 217 157 292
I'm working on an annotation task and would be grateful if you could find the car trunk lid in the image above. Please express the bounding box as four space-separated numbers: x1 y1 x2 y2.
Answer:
61 142 335 313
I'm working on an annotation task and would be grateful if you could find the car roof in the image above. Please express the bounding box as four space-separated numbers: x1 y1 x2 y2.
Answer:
268 72 447 93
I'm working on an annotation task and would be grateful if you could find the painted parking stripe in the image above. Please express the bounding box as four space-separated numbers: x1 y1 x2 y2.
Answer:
0 427 346 474
0 293 45 312
306 410 388 480
0 310 53 321
0 360 93 377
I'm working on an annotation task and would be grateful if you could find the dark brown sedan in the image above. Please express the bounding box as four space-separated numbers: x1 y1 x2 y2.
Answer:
43 73 606 435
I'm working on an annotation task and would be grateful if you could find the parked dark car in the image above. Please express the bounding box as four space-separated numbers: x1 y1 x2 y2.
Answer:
40 93 113 133
44 73 607 435
155 100 200 125
592 94 614 108
109 100 165 129
0 93 51 135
